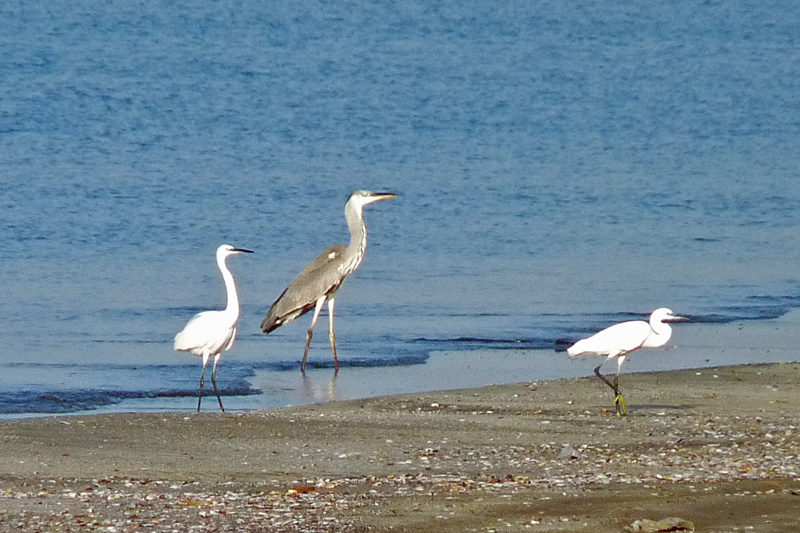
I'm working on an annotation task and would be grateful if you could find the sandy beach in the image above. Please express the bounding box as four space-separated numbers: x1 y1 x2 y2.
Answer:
1 353 799 532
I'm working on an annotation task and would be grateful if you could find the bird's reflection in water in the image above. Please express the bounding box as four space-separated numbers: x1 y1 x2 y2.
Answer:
301 372 337 403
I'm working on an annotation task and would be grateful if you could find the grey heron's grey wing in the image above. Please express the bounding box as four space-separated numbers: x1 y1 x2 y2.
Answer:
261 244 348 333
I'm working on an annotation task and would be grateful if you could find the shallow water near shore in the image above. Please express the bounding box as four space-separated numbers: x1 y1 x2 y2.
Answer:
3 310 798 420
1 1 800 416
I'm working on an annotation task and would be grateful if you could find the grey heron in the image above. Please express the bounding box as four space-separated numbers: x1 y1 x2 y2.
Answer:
567 308 686 416
261 190 396 374
174 244 254 412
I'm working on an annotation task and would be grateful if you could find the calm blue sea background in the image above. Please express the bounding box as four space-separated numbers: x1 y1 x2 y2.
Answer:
1 0 799 416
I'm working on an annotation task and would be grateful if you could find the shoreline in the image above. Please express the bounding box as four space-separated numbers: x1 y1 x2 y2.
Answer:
5 309 800 421
1 361 799 532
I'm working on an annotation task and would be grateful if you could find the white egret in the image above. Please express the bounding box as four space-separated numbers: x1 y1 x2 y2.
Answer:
261 190 396 374
174 244 253 412
567 308 686 416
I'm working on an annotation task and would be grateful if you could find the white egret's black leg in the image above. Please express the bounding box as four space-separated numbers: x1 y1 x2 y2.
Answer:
612 372 628 416
327 297 339 374
594 365 618 394
198 353 210 412
211 354 224 413
594 365 628 416
613 359 629 417
302 297 326 374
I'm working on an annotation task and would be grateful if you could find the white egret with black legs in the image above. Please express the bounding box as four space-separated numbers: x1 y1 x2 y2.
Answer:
261 190 396 374
174 244 253 412
567 308 686 416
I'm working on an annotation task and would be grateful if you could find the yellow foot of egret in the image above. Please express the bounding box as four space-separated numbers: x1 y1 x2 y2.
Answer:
614 394 629 417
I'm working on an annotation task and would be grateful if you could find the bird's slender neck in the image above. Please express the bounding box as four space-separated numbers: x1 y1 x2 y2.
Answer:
218 253 240 319
344 201 368 271
646 316 672 347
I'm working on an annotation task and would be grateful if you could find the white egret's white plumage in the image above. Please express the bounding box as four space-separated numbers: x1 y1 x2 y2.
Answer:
567 308 685 415
174 244 253 412
261 190 396 374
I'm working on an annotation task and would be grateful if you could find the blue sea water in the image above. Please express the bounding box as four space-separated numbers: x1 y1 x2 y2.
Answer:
1 0 799 416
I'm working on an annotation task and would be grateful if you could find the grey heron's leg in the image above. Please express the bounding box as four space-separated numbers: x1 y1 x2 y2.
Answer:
211 353 225 413
301 297 327 374
327 296 339 374
198 352 211 412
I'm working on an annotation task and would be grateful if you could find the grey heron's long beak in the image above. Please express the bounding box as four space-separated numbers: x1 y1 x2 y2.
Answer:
369 192 397 202
233 248 255 254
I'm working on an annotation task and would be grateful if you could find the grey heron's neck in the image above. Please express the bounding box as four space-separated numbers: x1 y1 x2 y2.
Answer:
345 203 368 269
218 255 240 319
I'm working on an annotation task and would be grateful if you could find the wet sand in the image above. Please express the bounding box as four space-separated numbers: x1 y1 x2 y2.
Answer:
1 357 800 532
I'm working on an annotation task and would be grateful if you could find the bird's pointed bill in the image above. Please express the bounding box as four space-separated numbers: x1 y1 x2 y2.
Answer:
367 192 397 202
232 248 255 254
